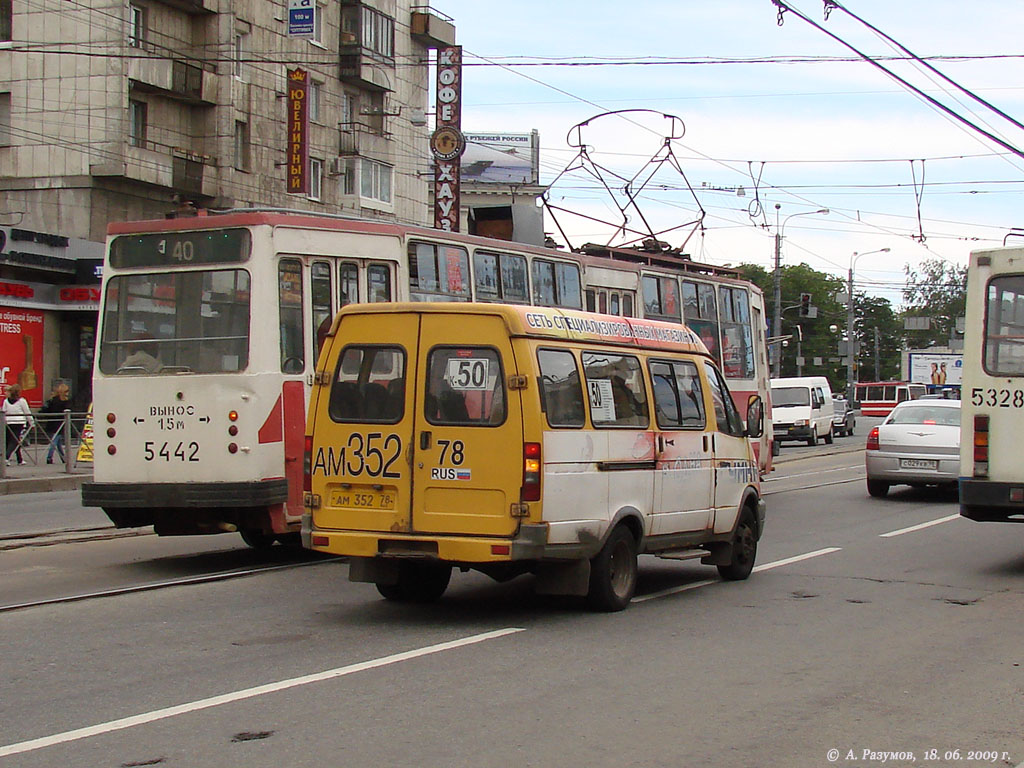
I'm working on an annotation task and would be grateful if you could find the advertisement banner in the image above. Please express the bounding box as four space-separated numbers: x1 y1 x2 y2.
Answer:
909 352 963 386
0 308 45 407
432 45 464 231
461 132 538 185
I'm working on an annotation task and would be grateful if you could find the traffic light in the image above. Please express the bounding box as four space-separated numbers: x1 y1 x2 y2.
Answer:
799 292 812 316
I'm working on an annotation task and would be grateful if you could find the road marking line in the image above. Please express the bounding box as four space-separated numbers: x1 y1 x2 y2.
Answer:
635 546 842 603
752 547 843 572
879 513 960 538
763 465 862 481
0 628 525 759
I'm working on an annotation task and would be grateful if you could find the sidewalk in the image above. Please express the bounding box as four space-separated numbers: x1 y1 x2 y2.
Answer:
0 459 92 496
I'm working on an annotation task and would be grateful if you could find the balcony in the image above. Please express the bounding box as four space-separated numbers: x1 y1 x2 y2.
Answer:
128 57 217 105
150 0 216 13
410 6 456 48
90 142 217 201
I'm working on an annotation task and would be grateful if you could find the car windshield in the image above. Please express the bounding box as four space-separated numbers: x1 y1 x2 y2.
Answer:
772 387 809 407
887 405 960 426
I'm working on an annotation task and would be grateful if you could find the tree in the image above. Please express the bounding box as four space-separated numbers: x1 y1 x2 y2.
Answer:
855 295 902 382
901 259 967 348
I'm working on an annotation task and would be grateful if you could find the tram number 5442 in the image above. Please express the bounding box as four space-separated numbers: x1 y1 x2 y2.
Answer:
144 441 200 462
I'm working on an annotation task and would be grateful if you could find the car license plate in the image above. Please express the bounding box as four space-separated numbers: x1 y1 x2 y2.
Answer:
900 459 937 470
329 487 396 509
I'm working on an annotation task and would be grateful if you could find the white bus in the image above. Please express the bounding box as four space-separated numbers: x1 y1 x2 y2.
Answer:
959 246 1024 524
81 210 772 545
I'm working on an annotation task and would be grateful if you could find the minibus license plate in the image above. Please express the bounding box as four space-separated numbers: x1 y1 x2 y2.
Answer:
900 459 937 470
329 488 396 510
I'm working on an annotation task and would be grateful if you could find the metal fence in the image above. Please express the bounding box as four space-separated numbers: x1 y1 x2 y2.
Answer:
0 411 91 478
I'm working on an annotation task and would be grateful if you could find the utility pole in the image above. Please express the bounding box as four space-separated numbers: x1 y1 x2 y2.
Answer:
874 326 881 380
773 220 782 377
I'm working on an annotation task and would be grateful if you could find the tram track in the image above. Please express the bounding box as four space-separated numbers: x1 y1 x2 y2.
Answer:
0 556 341 614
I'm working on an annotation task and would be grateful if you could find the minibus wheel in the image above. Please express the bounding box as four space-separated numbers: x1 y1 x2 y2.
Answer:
376 562 452 603
717 509 757 581
824 427 834 445
587 525 638 612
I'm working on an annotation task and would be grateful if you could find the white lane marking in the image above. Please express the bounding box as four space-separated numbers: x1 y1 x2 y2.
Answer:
879 513 960 538
763 465 862 481
635 546 842 603
0 628 525 759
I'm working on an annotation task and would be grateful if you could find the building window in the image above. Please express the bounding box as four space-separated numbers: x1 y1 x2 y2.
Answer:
309 80 321 123
339 92 355 131
313 3 324 45
129 100 147 148
340 159 356 195
0 92 10 147
128 4 146 48
233 32 247 80
360 158 392 204
233 120 250 171
361 6 394 59
309 157 323 200
0 0 11 42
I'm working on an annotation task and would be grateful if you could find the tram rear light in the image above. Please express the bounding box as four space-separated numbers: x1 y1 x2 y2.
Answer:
106 413 116 424
304 435 313 493
227 443 238 454
228 425 238 436
228 410 239 421
107 445 116 455
866 427 879 451
973 414 989 476
106 427 116 438
522 442 541 502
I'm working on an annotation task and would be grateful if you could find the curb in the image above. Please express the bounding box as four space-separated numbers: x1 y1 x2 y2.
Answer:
0 474 90 496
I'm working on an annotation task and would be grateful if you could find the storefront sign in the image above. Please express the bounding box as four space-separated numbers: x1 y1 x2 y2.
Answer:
287 68 310 195
0 279 101 311
432 46 464 231
0 308 44 407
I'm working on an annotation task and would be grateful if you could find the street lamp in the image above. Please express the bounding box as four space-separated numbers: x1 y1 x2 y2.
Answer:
772 205 829 376
846 248 891 401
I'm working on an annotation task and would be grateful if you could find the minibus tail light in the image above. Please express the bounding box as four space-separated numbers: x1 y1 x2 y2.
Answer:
303 435 313 493
866 427 879 451
522 442 541 502
973 414 989 477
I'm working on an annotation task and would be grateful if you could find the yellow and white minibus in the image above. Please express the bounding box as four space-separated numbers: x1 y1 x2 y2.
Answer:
960 246 1024 523
303 302 766 611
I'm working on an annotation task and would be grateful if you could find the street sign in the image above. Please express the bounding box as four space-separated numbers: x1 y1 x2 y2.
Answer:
288 0 315 37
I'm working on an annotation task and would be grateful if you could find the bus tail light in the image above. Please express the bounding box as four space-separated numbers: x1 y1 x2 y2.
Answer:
866 427 879 451
973 414 989 477
303 436 313 493
522 442 541 502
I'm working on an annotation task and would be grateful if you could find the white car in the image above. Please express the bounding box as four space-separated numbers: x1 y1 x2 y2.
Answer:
864 399 960 498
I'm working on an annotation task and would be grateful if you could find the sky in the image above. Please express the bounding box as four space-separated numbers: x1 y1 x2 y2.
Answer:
432 0 1024 308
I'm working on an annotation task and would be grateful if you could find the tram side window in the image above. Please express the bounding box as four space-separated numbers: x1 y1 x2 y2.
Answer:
582 352 649 428
985 275 1024 374
718 286 754 379
425 347 506 426
650 359 705 429
279 259 305 374
312 262 332 365
532 259 582 309
368 264 392 302
409 242 470 301
642 275 681 321
537 348 585 428
339 262 359 307
703 361 744 436
474 251 528 303
329 345 405 423
683 280 722 365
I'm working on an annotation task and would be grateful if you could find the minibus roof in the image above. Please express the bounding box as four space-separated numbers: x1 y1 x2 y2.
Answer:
332 302 712 356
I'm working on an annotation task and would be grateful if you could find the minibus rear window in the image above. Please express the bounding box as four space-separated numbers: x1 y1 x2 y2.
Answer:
426 347 507 426
582 352 649 428
537 349 585 428
329 346 405 423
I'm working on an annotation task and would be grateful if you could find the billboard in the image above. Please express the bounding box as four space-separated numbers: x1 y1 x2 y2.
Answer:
0 308 44 407
461 132 538 185
908 352 963 386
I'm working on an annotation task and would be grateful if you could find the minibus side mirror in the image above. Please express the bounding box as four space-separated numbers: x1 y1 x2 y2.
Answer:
745 395 764 438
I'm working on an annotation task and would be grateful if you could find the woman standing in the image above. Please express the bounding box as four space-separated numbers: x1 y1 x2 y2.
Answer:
3 384 34 466
41 382 71 464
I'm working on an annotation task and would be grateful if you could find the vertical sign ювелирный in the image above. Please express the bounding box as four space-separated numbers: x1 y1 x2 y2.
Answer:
287 68 309 194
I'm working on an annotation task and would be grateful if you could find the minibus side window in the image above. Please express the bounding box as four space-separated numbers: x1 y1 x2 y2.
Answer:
426 347 506 426
650 359 705 429
329 345 405 423
703 361 744 436
537 348 585 428
582 352 649 428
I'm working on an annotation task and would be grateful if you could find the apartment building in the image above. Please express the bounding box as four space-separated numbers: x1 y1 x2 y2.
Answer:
0 0 454 410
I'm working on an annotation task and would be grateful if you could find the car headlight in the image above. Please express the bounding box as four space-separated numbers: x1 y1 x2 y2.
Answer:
794 419 808 427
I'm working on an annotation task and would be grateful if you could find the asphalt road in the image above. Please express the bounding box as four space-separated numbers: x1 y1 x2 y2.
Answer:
0 446 1021 768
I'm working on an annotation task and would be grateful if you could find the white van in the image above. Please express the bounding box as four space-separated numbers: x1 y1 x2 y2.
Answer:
771 376 835 446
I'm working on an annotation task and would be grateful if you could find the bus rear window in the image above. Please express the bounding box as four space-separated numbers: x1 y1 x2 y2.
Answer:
984 275 1024 375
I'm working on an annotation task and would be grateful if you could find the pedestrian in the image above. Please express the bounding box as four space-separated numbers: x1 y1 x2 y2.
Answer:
41 382 71 464
3 384 34 466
